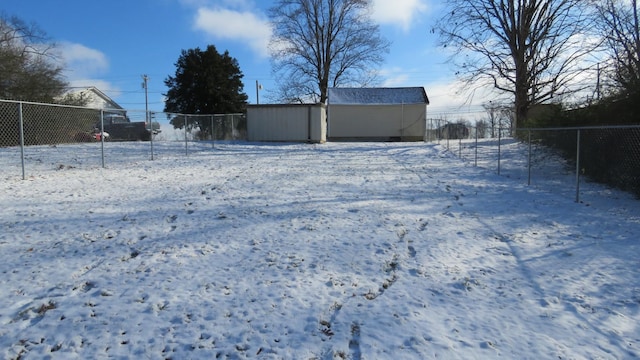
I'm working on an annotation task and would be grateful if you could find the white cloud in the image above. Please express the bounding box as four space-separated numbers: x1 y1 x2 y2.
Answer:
59 42 109 79
371 0 428 31
380 67 411 87
68 79 121 98
378 65 505 120
220 0 252 9
179 0 252 9
423 78 508 121
54 42 121 98
193 7 272 57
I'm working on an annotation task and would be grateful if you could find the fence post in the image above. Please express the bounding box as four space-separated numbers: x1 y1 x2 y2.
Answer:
211 115 216 149
431 119 435 142
100 110 105 168
18 102 25 180
575 129 581 203
497 128 502 175
446 131 450 150
401 102 404 141
474 127 478 167
527 130 532 186
184 114 188 156
149 111 154 161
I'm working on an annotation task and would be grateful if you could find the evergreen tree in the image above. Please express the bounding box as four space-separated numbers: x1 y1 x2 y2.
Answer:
164 45 248 134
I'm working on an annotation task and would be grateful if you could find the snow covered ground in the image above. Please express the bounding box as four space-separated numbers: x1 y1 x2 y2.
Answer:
1 140 639 359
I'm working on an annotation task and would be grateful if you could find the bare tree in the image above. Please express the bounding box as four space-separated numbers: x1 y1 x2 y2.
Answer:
0 13 68 102
483 101 500 138
475 119 489 138
594 0 640 97
483 101 516 137
269 0 390 103
435 0 596 127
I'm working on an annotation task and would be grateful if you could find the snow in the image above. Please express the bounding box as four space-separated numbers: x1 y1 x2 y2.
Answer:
1 140 639 359
327 87 428 105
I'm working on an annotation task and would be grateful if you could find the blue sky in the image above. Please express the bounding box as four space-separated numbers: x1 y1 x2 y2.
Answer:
2 0 488 118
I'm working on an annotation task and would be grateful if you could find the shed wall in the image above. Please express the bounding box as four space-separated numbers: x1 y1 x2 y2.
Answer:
328 104 426 141
247 105 326 143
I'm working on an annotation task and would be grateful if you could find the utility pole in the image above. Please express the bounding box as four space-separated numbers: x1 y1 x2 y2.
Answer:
142 74 149 123
142 74 153 160
256 80 262 104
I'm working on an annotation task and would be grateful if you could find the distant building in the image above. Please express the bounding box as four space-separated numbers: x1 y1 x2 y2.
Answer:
247 104 327 143
438 123 470 140
327 87 430 141
71 87 124 112
246 87 430 143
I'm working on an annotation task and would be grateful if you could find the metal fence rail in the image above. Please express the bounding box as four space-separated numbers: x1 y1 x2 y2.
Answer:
428 118 640 202
520 125 640 202
4 99 639 203
0 99 246 179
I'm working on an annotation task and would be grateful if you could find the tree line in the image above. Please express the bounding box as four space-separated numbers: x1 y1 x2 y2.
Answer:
0 14 87 106
3 1 640 128
436 0 640 127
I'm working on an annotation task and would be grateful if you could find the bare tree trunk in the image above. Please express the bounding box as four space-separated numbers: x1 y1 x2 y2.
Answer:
270 0 389 103
435 0 594 126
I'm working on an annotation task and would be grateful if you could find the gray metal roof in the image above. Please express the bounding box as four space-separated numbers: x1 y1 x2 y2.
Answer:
328 87 429 105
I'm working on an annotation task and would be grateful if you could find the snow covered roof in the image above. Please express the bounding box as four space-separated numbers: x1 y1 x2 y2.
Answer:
328 87 430 105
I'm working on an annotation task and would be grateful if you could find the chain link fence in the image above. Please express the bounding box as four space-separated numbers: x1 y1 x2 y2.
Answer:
0 99 246 179
4 99 639 201
520 126 640 200
427 117 640 201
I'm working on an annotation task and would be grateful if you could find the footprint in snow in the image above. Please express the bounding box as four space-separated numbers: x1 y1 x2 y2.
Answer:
408 245 416 258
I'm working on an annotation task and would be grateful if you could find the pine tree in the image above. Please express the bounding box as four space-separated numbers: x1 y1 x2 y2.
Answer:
164 45 248 135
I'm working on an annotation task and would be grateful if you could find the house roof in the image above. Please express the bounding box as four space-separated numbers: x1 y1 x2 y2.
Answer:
70 87 123 110
89 87 123 109
328 87 430 105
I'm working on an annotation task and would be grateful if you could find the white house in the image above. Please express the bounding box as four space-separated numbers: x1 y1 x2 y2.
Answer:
71 87 124 111
327 87 430 141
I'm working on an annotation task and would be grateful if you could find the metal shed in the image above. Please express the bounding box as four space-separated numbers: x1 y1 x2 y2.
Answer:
327 87 430 141
247 104 327 143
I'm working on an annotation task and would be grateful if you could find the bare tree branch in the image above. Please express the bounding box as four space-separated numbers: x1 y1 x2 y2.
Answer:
435 0 596 126
269 0 390 103
594 0 640 97
0 13 68 102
